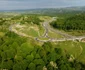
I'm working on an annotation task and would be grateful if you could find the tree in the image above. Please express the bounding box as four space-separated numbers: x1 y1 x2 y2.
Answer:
19 43 34 57
42 42 52 53
13 60 28 70
33 59 45 66
26 53 34 62
28 62 36 70
1 60 13 70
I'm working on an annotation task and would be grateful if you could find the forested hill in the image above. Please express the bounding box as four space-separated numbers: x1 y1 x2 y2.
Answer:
64 14 85 30
50 13 85 30
1 6 85 16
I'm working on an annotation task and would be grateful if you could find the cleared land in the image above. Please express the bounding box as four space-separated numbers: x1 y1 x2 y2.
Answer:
10 16 64 40
54 41 85 63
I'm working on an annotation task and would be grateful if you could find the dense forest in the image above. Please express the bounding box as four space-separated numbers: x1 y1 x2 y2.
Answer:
0 31 85 70
50 13 85 31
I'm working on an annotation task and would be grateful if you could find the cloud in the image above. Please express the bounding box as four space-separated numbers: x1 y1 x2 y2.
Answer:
0 0 85 10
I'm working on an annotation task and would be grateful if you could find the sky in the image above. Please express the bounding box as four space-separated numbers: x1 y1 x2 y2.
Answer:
0 0 85 10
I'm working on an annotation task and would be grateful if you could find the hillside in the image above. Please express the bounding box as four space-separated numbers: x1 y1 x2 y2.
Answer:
0 12 85 70
1 6 85 16
50 13 85 36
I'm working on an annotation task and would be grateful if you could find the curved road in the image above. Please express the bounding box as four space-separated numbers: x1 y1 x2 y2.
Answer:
9 17 85 42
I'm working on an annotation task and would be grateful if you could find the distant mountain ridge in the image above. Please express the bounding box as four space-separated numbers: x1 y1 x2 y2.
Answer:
0 6 85 16
0 6 85 12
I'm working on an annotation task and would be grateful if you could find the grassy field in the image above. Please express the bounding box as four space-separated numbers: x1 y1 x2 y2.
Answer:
0 32 5 38
48 30 64 38
38 37 49 40
54 41 85 63
39 16 51 21
77 42 85 63
21 27 39 37
27 28 39 37
15 23 45 38
66 30 85 36
39 23 45 36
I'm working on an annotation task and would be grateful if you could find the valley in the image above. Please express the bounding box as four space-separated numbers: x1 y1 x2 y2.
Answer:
0 8 85 70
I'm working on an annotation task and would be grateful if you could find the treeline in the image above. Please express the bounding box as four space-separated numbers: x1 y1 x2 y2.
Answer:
0 31 85 70
11 15 43 25
50 13 85 31
25 8 84 17
0 18 11 32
